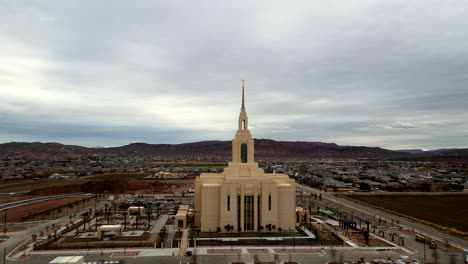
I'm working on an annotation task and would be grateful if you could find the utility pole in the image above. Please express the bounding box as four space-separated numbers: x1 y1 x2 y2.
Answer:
3 247 6 264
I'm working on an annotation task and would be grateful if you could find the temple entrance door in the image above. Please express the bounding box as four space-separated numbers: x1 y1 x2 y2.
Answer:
244 195 254 231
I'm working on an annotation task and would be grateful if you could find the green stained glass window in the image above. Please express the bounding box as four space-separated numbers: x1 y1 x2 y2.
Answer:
241 143 248 163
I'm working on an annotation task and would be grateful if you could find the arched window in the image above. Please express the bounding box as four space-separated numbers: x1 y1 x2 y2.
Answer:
241 143 248 163
242 120 246 130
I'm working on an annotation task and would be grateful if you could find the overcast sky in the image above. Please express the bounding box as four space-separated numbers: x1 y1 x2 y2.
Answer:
1 1 468 150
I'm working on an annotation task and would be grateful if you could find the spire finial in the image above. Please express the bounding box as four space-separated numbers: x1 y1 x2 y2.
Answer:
242 80 245 109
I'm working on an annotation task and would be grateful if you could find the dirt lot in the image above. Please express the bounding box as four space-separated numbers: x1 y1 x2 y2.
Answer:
1 173 192 223
0 195 45 205
0 173 191 195
4 197 85 222
346 193 468 233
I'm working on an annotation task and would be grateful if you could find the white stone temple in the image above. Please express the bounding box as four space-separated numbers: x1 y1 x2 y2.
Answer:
194 81 296 232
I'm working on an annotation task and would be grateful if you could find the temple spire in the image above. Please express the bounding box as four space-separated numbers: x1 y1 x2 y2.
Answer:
241 80 245 109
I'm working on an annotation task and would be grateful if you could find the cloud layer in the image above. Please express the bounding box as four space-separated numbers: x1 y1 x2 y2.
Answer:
1 1 468 149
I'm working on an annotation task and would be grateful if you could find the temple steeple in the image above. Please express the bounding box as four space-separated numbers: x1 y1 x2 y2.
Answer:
232 80 254 164
238 80 249 131
242 80 245 109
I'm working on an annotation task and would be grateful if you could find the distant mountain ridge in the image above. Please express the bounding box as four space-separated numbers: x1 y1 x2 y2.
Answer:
1 140 467 160
396 149 426 154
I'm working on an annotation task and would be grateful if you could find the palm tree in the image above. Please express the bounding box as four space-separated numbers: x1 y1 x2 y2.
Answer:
146 211 152 229
112 201 117 218
155 202 161 217
106 210 112 224
146 202 153 229
122 211 128 230
104 204 109 224
81 212 89 231
132 210 141 230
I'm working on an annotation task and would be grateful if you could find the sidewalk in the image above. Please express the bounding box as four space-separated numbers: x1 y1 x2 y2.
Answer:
178 229 189 256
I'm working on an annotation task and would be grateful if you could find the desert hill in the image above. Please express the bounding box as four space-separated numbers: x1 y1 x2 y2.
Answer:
1 140 467 160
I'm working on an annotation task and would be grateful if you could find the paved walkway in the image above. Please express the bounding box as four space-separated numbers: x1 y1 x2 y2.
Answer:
178 229 189 256
164 224 175 248
150 215 169 233
298 224 316 238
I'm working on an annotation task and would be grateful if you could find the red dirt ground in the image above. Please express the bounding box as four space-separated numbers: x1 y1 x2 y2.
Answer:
1 174 191 223
4 197 85 222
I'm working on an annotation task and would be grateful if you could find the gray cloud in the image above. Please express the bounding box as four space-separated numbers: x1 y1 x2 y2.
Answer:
1 0 468 150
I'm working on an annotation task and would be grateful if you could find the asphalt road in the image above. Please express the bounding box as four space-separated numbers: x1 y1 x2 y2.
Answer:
297 183 468 250
11 247 466 264
0 193 94 210
0 191 29 197
1 213 76 262
1 201 108 262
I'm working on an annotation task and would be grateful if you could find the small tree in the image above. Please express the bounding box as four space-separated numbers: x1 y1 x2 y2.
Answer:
158 226 167 247
188 225 197 247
